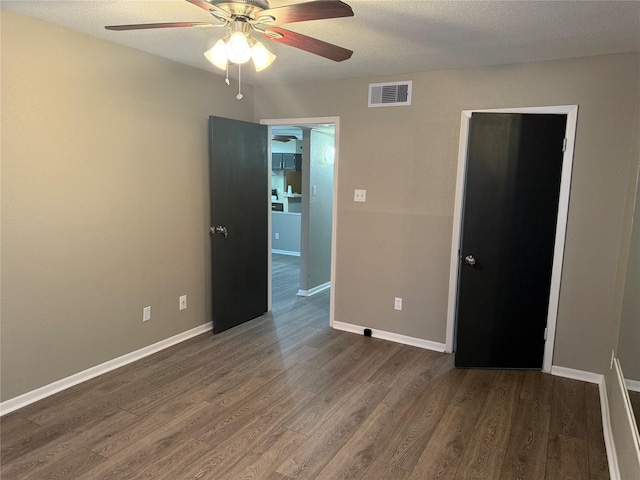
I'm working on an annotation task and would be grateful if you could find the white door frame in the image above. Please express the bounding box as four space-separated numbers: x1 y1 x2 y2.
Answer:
445 105 578 372
260 116 340 327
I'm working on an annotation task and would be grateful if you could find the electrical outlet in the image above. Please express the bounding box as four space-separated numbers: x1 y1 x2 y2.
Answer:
143 306 151 322
394 297 403 311
312 185 317 196
275 232 280 240
354 189 367 202
179 295 187 311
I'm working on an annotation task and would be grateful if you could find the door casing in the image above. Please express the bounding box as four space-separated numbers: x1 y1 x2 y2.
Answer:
260 116 340 326
446 105 578 372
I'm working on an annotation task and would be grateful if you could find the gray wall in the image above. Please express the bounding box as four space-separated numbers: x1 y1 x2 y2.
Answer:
612 161 640 479
307 129 334 290
255 53 640 476
272 213 301 254
1 10 254 401
254 52 640 375
618 168 640 382
2 9 639 475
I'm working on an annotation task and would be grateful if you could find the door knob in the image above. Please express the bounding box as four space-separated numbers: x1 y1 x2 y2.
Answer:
464 255 476 266
210 226 228 239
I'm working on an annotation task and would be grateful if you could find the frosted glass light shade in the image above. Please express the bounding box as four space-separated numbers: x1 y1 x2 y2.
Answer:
225 31 252 64
204 39 227 70
251 41 276 72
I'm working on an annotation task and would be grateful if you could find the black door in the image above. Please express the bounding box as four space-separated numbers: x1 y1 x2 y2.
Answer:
209 116 268 334
455 113 567 369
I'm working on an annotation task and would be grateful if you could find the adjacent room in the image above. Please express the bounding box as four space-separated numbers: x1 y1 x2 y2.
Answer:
1 1 639 478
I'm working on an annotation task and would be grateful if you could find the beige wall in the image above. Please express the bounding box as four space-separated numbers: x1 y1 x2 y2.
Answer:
254 53 640 476
1 10 254 401
606 95 640 478
2 7 639 476
254 53 640 374
609 188 640 478
307 129 334 290
618 170 640 382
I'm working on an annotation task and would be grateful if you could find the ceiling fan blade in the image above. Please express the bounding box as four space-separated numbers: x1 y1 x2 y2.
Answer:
264 27 352 62
185 0 217 12
254 0 353 24
105 22 213 31
272 135 297 142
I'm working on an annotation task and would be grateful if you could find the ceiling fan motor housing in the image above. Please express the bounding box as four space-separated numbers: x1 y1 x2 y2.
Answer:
209 0 269 17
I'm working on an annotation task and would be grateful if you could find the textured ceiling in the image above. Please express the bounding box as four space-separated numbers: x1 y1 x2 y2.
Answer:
3 0 640 87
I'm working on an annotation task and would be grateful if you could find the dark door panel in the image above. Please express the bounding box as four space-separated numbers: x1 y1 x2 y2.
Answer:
209 116 268 334
455 113 567 369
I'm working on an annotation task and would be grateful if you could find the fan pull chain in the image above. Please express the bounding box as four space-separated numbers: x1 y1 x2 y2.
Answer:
225 64 230 85
236 63 243 100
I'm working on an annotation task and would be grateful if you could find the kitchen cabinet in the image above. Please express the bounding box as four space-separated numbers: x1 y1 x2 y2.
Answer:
272 153 301 171
272 153 283 170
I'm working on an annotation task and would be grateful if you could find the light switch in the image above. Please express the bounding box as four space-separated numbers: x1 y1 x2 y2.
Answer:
354 189 366 202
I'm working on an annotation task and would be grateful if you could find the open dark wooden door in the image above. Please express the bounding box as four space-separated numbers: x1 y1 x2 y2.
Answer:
209 116 268 334
455 113 567 369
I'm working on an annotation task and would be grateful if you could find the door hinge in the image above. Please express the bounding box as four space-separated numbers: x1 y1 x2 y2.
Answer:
544 327 548 341
562 138 567 152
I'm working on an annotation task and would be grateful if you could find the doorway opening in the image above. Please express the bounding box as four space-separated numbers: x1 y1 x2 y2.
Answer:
261 117 339 326
446 105 578 372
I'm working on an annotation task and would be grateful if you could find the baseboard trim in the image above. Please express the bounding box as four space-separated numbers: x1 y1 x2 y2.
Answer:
272 249 300 257
625 378 640 393
0 322 213 416
600 371 621 480
551 365 621 479
332 321 446 353
615 358 640 476
550 365 602 384
297 282 331 297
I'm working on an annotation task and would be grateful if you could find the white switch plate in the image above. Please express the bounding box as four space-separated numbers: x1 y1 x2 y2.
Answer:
394 297 402 311
143 306 151 322
354 189 367 202
179 295 187 311
275 232 280 240
312 185 317 196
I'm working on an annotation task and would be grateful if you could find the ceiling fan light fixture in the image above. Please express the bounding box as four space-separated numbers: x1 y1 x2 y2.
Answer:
204 38 228 70
251 40 276 72
225 31 252 64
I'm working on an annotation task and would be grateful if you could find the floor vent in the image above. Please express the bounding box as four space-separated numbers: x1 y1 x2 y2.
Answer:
368 81 412 107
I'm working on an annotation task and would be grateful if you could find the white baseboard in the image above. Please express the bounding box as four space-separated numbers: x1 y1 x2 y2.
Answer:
272 249 300 257
0 322 213 416
615 358 640 476
550 364 623 479
297 281 331 297
550 365 602 384
599 369 621 480
332 321 446 353
625 378 640 393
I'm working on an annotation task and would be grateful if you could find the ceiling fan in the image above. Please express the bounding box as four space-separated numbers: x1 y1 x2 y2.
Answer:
272 134 299 142
106 0 354 93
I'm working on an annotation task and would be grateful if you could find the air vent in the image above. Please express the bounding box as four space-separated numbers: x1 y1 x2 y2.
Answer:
368 81 412 107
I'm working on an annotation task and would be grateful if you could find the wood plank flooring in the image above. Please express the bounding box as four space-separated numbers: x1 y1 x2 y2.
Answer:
0 254 610 479
628 390 640 428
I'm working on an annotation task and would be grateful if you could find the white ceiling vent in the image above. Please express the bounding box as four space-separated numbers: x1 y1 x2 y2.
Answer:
368 81 412 107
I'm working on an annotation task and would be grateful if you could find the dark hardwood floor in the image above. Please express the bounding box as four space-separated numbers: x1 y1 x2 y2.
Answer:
0 254 610 479
629 389 640 431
